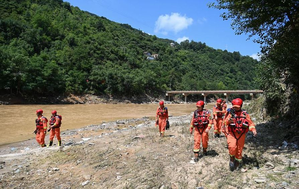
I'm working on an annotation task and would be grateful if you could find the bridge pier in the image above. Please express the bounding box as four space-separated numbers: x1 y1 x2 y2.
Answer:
201 93 207 104
224 93 229 103
183 93 189 104
166 93 171 101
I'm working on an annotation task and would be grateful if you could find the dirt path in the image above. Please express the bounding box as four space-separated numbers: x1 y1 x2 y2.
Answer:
0 114 298 188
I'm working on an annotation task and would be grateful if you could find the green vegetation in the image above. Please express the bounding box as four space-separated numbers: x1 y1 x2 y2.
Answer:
0 0 259 100
286 166 296 172
210 0 299 118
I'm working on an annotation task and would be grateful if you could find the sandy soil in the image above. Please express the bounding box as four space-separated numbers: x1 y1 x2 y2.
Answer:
0 113 298 188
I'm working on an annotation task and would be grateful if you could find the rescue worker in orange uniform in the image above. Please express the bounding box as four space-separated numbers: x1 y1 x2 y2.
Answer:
224 98 257 171
221 100 228 137
222 100 227 110
34 109 48 147
213 99 226 138
190 101 212 162
48 110 62 147
155 101 169 137
222 107 230 138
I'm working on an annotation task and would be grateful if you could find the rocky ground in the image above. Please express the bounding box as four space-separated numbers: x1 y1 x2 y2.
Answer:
0 111 298 189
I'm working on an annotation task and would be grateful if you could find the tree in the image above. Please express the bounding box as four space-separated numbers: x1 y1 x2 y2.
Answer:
0 0 259 101
210 0 299 117
209 0 299 53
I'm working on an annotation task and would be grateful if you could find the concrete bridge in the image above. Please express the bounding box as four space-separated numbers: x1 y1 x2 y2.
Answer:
166 90 264 103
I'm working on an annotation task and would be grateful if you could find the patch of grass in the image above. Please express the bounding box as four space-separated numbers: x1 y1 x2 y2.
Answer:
244 96 268 122
38 148 80 164
267 174 280 182
286 166 296 171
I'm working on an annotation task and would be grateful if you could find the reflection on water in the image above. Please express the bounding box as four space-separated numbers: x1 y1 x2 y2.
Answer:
0 103 213 146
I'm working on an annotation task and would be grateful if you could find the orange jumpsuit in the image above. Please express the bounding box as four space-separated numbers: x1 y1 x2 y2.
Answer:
35 116 48 147
222 109 230 137
213 105 226 135
156 106 169 136
49 115 62 142
224 110 256 161
190 109 212 152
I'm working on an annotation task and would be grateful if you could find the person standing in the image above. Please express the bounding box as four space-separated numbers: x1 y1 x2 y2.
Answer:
48 110 62 147
190 101 212 162
34 109 48 147
213 99 226 137
155 101 169 137
224 98 257 171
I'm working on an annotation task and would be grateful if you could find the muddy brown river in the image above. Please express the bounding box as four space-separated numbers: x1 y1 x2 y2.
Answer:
0 103 215 146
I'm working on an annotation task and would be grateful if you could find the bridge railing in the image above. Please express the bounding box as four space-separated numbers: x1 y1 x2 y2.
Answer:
165 90 264 103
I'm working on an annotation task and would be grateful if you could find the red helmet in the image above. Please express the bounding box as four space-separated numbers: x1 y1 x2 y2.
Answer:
159 101 164 106
216 99 222 104
196 100 205 107
36 109 43 114
232 98 243 107
51 110 57 114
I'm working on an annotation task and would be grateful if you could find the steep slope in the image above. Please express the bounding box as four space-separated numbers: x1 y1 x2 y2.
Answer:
0 0 259 99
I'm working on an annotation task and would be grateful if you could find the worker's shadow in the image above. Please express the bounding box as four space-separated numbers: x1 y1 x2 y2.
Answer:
206 150 219 157
242 154 260 168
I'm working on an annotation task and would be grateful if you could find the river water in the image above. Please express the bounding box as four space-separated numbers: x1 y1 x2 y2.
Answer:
0 103 215 146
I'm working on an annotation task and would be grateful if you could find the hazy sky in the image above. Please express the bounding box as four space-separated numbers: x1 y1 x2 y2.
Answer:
64 0 261 59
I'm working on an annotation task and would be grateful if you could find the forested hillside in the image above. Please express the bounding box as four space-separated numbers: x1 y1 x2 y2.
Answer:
210 0 299 118
0 0 259 99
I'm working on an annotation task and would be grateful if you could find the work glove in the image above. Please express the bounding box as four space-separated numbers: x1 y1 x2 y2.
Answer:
190 126 193 135
205 128 209 133
33 130 37 135
155 120 158 126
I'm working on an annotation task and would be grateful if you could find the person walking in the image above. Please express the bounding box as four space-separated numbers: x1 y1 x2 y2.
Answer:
224 98 257 171
190 101 212 162
222 100 227 110
213 99 226 137
48 110 62 147
34 109 48 147
221 100 229 137
155 101 169 137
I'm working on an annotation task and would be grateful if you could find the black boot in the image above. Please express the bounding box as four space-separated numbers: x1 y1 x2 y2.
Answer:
194 152 199 162
203 148 208 156
58 140 62 146
229 156 235 171
235 160 242 170
48 141 53 147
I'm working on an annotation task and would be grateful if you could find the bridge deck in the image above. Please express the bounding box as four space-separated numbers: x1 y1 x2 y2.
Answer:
165 90 263 103
166 90 263 95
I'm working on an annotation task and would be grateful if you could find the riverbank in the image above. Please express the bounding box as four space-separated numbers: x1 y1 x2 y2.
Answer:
0 93 181 105
0 112 298 188
0 103 199 146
